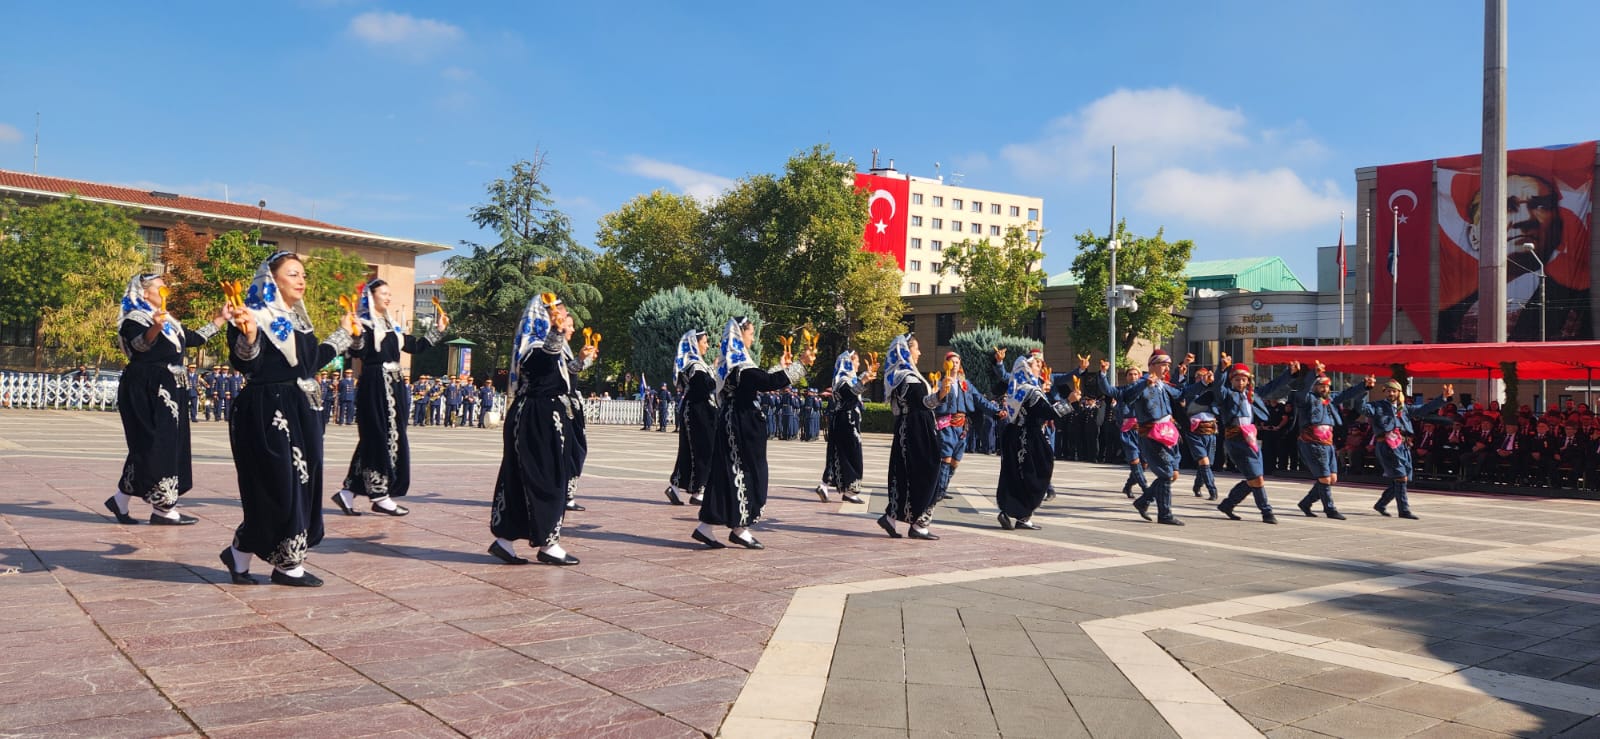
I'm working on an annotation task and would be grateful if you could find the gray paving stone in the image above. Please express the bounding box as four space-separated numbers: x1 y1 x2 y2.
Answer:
816 724 908 739
1290 666 1412 700
1223 653 1339 682
1226 683 1352 725
1045 659 1142 700
817 677 907 730
904 648 982 688
1191 666 1277 698
986 688 1089 739
1162 638 1273 668
1365 681 1497 719
905 684 998 736
1453 699 1591 737
1555 715 1600 737
1263 726 1340 738
1449 626 1554 651
972 652 1059 693
1525 637 1600 664
1231 609 1323 629
1415 639 1512 666
1067 695 1177 739
1291 702 1441 738
1026 631 1104 661
1406 722 1517 739
965 629 1041 658
830 645 907 683
1478 650 1587 680
1555 663 1600 690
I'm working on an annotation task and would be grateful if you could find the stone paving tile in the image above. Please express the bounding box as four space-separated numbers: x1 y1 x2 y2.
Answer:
1067 695 1178 739
1290 702 1441 738
1365 681 1498 720
1451 699 1592 737
817 677 907 729
1220 652 1340 683
1191 666 1277 698
905 684 999 736
904 647 983 688
987 689 1090 738
1226 683 1352 725
0 688 173 732
1290 666 1413 700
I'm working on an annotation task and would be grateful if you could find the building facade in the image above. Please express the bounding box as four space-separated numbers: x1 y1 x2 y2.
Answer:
855 163 1044 297
0 169 449 369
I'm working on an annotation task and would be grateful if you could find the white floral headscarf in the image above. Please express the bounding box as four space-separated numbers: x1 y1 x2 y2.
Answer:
118 272 183 356
882 333 924 393
831 350 859 393
243 252 314 367
509 292 558 393
356 279 402 339
675 329 708 377
715 317 757 395
1005 355 1042 423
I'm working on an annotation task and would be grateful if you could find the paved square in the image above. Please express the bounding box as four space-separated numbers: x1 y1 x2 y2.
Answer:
1 409 1598 737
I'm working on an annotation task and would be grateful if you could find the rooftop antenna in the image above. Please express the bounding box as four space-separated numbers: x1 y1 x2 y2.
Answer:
935 161 941 178
871 148 879 170
32 112 40 174
256 200 266 245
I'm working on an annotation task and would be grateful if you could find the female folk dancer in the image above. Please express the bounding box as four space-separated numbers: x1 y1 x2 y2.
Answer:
878 333 947 540
693 317 812 550
995 354 1074 531
333 279 446 518
108 273 226 526
220 252 356 586
487 293 592 566
817 350 873 504
667 329 713 506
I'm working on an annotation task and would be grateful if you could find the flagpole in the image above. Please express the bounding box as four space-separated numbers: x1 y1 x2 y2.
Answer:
1338 211 1346 345
1391 206 1400 345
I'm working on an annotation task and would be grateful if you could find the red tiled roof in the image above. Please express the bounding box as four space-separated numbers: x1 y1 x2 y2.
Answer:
416 278 450 286
0 169 368 234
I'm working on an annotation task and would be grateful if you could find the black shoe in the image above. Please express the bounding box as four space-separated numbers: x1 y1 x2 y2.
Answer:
270 569 324 587
1298 501 1317 517
877 514 902 539
1262 512 1278 525
488 541 530 565
218 548 258 585
1325 510 1346 521
1218 504 1241 521
1208 491 1219 501
997 512 1015 530
1134 500 1152 521
104 496 140 525
841 493 864 505
665 487 684 506
370 501 409 517
565 501 586 512
691 529 727 549
1122 485 1135 499
1398 511 1419 520
536 550 580 565
331 492 362 516
1015 518 1041 530
150 511 198 525
908 528 940 540
728 532 764 550
1157 516 1185 526
1193 485 1203 497
1373 504 1390 517
689 494 704 506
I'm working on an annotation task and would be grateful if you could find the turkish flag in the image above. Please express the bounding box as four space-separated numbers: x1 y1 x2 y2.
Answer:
855 173 910 269
1373 160 1434 342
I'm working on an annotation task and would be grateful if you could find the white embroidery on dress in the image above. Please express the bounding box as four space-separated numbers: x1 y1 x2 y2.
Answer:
268 532 309 569
291 446 310 484
272 410 289 434
363 467 389 496
149 476 180 509
158 386 179 421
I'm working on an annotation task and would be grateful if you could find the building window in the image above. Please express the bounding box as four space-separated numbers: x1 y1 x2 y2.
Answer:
952 220 962 232
931 218 943 229
931 240 942 251
1028 208 1040 221
989 225 1001 236
1009 205 1020 217
932 196 943 207
911 215 923 227
936 313 956 345
1027 229 1039 242
949 285 960 294
952 198 963 210
912 193 924 205
931 261 943 273
138 226 168 259
991 203 1002 215
971 223 981 234
971 201 982 213
909 259 922 271
930 284 940 295
909 282 921 293
910 237 922 250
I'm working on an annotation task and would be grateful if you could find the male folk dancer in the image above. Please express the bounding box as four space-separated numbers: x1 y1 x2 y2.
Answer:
1290 361 1372 519
1100 351 1186 526
1359 379 1452 520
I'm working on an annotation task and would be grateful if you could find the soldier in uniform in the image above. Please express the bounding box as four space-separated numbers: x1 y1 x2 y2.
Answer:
657 383 672 432
804 389 822 441
319 371 335 430
461 375 478 428
337 369 357 425
427 376 445 426
445 375 464 427
478 380 496 427
412 375 430 426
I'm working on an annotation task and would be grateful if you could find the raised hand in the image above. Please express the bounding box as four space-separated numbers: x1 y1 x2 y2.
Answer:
1365 375 1377 388
1442 384 1455 398
1288 360 1302 374
1099 359 1110 373
1220 352 1232 367
1185 352 1196 365
994 346 1006 363
1077 353 1091 370
1314 360 1326 375
234 308 258 342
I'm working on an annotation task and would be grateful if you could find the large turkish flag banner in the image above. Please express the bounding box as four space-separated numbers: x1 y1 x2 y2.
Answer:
855 173 910 269
1373 160 1434 342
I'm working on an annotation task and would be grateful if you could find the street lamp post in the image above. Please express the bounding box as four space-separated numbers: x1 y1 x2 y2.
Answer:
1519 243 1546 409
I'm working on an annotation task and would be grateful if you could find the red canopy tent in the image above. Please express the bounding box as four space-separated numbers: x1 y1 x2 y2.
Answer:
1252 342 1600 381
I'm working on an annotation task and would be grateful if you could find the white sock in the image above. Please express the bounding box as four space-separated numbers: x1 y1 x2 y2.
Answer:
495 538 519 556
153 507 181 520
695 522 715 537
539 542 567 559
335 489 355 507
277 565 305 577
373 496 397 511
731 527 754 542
230 547 253 573
112 492 131 514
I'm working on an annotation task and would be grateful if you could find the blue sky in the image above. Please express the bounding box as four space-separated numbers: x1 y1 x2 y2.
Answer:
5 1 1599 287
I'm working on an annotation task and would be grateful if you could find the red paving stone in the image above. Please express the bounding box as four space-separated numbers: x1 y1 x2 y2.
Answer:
0 425 1090 737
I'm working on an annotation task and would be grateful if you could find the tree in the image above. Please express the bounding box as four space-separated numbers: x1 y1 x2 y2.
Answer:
949 327 1043 396
37 235 147 367
629 286 761 388
705 144 869 361
302 247 372 339
938 225 1046 334
445 153 601 366
1069 220 1193 364
839 251 907 354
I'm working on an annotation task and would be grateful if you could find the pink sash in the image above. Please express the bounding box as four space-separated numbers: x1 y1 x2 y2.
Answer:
1384 429 1404 449
1146 417 1180 448
1121 418 1138 433
1312 424 1334 445
1237 422 1260 452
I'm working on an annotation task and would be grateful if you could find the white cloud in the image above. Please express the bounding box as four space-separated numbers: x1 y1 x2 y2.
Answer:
623 156 736 202
1001 87 1248 180
1136 168 1346 232
0 123 22 144
348 12 463 58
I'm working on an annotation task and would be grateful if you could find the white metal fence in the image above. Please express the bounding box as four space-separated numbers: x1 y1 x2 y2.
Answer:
0 372 120 411
581 398 674 427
